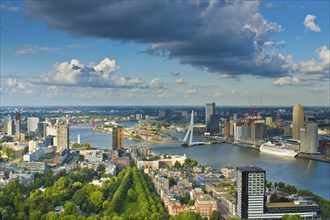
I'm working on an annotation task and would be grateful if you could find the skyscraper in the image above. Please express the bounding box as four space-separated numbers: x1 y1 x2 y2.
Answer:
236 166 319 219
28 117 40 133
292 104 304 140
300 117 318 154
205 103 219 135
6 116 13 136
205 103 216 134
56 123 69 151
37 122 48 138
112 126 124 151
209 115 220 135
14 110 21 139
236 166 266 219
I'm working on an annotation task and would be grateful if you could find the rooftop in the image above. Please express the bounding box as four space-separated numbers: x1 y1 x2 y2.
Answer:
196 194 216 202
237 165 265 172
267 202 318 208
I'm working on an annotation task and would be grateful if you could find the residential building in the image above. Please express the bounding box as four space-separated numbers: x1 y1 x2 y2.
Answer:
234 122 243 141
195 194 218 219
251 121 265 140
136 154 187 170
221 166 235 179
79 150 103 163
156 177 170 194
17 161 49 174
168 202 189 216
8 172 35 186
197 174 219 186
224 121 230 137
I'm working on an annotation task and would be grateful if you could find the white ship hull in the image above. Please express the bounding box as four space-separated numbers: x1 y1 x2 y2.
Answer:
260 142 298 157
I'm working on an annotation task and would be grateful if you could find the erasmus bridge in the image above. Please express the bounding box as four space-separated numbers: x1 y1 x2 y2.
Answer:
182 110 205 147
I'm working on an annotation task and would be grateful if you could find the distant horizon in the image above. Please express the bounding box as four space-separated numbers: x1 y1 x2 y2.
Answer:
0 104 328 108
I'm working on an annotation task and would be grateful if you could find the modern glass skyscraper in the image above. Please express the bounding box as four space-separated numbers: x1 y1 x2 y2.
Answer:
292 104 304 140
300 120 318 153
205 103 216 133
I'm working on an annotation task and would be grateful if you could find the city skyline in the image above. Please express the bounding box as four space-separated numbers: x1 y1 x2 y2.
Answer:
1 0 329 106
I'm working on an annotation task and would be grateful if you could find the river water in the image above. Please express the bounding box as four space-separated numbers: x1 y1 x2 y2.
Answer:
70 123 330 199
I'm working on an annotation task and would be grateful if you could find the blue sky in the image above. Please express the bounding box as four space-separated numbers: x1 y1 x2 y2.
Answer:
0 0 329 106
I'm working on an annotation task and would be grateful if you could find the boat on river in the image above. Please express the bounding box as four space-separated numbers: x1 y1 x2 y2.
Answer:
260 141 298 157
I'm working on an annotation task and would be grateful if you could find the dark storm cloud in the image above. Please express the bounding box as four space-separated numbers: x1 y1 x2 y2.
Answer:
26 0 291 78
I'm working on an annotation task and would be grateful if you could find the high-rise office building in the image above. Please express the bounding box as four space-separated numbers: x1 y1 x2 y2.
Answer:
37 122 48 138
2 115 11 134
14 110 21 138
28 117 40 133
6 116 13 136
112 126 124 151
205 103 220 135
236 166 319 219
56 123 69 151
300 118 318 154
205 103 216 133
292 104 304 140
236 166 266 219
209 115 219 135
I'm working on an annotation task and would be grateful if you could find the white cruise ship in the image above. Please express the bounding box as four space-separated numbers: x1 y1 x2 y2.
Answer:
260 141 298 157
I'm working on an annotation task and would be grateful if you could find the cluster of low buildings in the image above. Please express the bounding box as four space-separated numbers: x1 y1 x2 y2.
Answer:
131 149 321 220
148 167 219 219
0 161 48 188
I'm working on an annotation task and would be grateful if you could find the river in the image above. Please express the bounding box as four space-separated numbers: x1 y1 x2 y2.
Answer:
70 123 330 200
69 121 141 149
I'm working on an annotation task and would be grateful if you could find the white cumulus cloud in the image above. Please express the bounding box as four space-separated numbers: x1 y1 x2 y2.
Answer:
297 45 330 74
273 76 303 86
31 57 142 88
93 57 118 77
149 78 160 88
304 14 321 32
